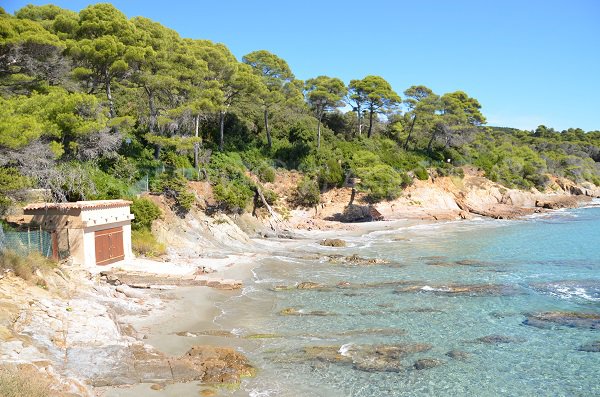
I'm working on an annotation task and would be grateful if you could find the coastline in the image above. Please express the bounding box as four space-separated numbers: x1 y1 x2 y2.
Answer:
1 192 599 396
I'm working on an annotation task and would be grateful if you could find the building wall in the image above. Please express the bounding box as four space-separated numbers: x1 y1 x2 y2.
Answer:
81 220 133 267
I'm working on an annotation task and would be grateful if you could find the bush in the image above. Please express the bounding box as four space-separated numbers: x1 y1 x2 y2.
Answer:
255 162 276 183
319 158 345 187
213 178 255 213
0 364 54 397
294 177 320 207
132 229 166 257
150 173 195 214
356 164 407 202
413 166 429 181
0 250 55 283
130 198 162 231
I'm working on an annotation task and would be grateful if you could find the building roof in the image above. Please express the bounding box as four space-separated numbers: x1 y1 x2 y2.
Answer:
24 199 132 211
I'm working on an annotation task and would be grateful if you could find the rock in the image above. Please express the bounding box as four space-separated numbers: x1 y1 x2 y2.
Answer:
475 335 523 344
320 239 346 247
535 196 590 209
524 312 600 330
330 204 384 223
445 350 471 360
115 285 145 299
413 358 444 370
395 283 521 296
151 383 164 390
296 281 324 289
182 345 255 383
327 254 390 266
578 341 600 352
279 308 334 316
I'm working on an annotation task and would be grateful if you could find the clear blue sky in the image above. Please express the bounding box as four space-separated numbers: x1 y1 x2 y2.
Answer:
3 0 599 131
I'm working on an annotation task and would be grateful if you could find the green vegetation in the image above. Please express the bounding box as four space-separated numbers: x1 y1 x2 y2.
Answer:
131 229 166 257
0 4 598 217
0 250 56 285
130 197 161 230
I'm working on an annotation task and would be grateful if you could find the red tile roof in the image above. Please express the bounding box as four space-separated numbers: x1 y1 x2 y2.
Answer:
24 200 132 211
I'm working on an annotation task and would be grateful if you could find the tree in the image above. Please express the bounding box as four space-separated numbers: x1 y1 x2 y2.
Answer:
402 85 439 149
348 76 401 138
304 76 346 149
242 50 295 148
68 4 150 120
426 91 485 154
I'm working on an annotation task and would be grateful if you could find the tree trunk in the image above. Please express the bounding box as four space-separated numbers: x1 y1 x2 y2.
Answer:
367 108 374 138
427 131 437 156
154 145 161 160
194 113 200 171
219 110 225 151
317 112 323 150
104 69 116 119
403 114 417 150
264 107 272 148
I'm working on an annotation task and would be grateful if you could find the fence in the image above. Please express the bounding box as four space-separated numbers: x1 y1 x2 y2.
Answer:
0 226 58 259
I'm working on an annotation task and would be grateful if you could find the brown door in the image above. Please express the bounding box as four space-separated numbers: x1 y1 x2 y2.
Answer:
95 227 125 266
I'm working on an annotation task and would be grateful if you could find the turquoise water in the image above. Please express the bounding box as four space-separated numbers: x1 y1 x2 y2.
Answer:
219 205 600 397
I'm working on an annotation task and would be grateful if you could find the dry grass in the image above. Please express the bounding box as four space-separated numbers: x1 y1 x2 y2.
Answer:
0 250 56 283
0 365 54 397
132 229 166 257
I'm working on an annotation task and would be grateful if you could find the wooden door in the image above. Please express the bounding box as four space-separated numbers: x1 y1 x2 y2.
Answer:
95 227 125 266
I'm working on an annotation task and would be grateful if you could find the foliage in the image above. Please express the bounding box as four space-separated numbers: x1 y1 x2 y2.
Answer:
413 167 429 181
131 229 166 257
151 172 195 214
213 178 255 213
0 250 56 282
294 177 320 207
0 4 598 218
0 364 56 397
355 164 408 202
130 197 161 230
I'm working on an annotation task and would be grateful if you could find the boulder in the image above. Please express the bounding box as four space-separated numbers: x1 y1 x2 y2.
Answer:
320 239 346 247
578 341 600 353
524 312 600 330
413 358 444 370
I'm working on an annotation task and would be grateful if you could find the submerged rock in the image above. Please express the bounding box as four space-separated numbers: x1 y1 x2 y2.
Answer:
301 343 433 373
523 312 600 330
578 341 600 352
279 308 335 316
445 350 471 360
395 283 521 296
320 239 347 247
327 254 390 266
296 281 325 289
474 335 524 344
413 358 444 370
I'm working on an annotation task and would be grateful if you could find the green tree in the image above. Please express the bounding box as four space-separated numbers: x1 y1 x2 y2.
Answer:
348 76 401 138
402 85 439 149
243 49 295 148
304 76 346 149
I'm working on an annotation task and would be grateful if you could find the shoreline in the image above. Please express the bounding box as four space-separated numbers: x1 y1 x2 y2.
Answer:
1 199 599 396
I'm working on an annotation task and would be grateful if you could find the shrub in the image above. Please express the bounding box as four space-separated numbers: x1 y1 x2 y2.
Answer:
151 173 195 214
319 158 345 187
294 177 320 207
255 162 276 183
130 198 162 231
213 178 255 213
0 250 56 283
356 164 406 202
256 189 278 207
413 167 429 181
0 365 54 397
132 229 166 257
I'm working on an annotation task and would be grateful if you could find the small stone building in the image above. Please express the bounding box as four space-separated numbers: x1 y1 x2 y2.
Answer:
22 200 135 267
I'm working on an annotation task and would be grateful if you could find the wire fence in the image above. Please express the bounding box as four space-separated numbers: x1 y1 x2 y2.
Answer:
0 226 56 258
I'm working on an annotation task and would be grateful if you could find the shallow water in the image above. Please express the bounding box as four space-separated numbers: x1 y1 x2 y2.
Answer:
217 205 600 396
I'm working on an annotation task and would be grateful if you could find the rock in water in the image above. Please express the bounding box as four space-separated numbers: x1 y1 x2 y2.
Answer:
523 312 600 330
578 341 600 352
445 350 471 360
320 239 346 247
475 335 523 344
413 358 444 370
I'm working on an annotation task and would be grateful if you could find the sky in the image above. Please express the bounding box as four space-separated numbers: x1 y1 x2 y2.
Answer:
3 0 600 131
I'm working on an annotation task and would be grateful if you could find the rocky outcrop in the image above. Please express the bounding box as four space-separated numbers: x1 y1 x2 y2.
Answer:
523 311 600 330
395 283 522 296
535 195 592 209
320 238 347 247
100 270 242 290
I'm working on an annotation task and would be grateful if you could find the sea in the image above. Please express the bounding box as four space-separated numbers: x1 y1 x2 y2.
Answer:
216 202 600 397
